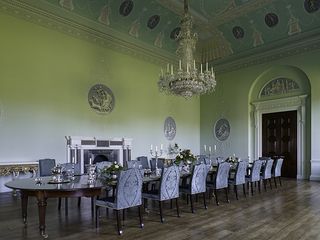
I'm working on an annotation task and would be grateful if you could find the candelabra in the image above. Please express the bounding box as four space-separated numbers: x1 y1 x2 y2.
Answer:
150 145 163 176
203 145 217 165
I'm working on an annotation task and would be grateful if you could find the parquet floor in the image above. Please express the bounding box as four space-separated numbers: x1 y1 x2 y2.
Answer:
1 179 320 240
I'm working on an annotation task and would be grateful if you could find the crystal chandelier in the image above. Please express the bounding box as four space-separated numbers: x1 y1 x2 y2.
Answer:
158 0 216 99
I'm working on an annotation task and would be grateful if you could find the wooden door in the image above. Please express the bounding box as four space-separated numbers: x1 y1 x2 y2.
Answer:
262 111 297 178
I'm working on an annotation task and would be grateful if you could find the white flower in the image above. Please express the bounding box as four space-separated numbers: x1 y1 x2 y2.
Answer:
114 161 117 164
187 160 191 164
115 165 119 169
180 155 183 159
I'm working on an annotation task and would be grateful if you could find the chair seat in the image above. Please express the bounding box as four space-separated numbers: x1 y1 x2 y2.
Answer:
142 189 160 200
96 196 116 209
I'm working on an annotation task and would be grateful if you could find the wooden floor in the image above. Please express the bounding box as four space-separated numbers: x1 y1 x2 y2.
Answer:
1 179 320 240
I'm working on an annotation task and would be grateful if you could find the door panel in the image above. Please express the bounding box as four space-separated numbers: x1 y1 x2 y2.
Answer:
262 111 297 178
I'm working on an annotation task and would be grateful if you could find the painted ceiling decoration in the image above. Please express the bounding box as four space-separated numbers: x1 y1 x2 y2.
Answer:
2 0 320 71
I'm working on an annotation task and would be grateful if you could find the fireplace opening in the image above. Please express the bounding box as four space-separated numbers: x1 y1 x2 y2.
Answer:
93 155 108 164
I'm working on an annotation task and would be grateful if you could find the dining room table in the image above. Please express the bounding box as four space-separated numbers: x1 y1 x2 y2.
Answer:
5 175 104 238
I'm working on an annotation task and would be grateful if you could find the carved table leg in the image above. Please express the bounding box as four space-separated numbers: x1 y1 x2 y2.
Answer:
21 191 28 225
36 191 48 238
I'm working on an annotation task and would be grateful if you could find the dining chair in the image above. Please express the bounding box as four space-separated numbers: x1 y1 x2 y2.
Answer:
245 160 263 195
142 165 180 223
260 159 274 191
272 158 284 188
95 168 144 235
150 158 165 171
206 162 231 206
228 160 248 200
38 159 56 177
127 160 140 169
137 156 150 169
96 161 112 172
180 163 210 213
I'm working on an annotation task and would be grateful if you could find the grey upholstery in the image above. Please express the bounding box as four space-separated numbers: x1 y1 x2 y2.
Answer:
150 158 165 171
142 165 180 222
180 163 210 212
261 159 274 180
207 162 231 205
96 161 112 172
216 157 224 164
273 158 284 177
95 168 144 234
38 159 56 177
127 160 140 169
248 160 263 182
137 156 150 169
232 161 248 185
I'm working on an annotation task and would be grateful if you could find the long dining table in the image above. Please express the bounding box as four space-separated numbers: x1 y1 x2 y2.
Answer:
5 175 104 238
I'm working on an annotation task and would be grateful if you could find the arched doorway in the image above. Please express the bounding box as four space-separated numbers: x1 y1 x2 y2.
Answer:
248 65 311 179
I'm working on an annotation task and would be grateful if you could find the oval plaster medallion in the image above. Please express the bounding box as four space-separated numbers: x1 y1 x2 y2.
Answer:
214 118 230 141
88 84 115 114
164 117 176 140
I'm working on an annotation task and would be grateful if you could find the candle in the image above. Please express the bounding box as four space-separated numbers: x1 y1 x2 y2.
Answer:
206 62 208 71
160 144 163 150
72 157 75 164
171 64 173 75
179 60 182 70
167 63 169 73
200 63 203 73
193 60 196 69
150 144 153 150
209 146 212 152
233 153 236 157
214 145 217 151
211 67 214 76
155 146 158 151
161 68 163 77
204 145 207 152
187 63 189 73
89 158 92 165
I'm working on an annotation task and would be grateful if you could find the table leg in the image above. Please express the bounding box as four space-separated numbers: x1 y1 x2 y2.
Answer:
21 192 28 225
36 192 48 238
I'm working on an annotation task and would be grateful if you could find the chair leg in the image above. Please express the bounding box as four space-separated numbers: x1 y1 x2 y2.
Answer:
225 188 230 203
203 192 207 209
258 181 261 194
190 194 194 213
122 209 125 225
58 198 61 210
175 198 180 217
77 197 81 208
214 189 219 206
274 177 278 188
250 182 254 195
170 199 173 209
234 185 238 200
116 210 122 235
279 177 282 186
269 179 273 189
159 201 164 223
263 179 267 191
65 198 68 216
95 206 100 228
242 184 246 198
138 205 144 228
186 194 189 205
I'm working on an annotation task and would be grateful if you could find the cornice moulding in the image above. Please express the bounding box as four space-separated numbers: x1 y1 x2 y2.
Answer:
0 0 177 66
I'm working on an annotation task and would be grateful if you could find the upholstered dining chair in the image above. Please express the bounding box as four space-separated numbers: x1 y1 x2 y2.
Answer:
38 159 56 177
228 160 248 200
150 158 165 171
58 163 82 215
127 160 140 169
180 163 210 213
95 168 144 235
272 158 284 187
260 159 274 191
245 160 263 195
137 156 150 169
206 162 231 206
142 165 180 223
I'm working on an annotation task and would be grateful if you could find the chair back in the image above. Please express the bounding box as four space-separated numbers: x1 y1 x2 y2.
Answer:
160 165 180 201
38 159 56 177
115 168 144 209
60 163 81 175
150 158 165 171
127 160 140 169
190 163 210 194
250 160 263 182
262 159 274 179
273 158 284 177
215 162 230 189
217 157 224 163
96 161 112 172
137 156 149 169
234 161 248 185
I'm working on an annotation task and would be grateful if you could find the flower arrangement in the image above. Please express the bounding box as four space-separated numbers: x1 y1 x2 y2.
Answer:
174 149 196 165
168 143 180 155
100 161 123 175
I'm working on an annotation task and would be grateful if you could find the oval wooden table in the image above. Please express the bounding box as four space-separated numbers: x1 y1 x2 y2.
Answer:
5 175 103 238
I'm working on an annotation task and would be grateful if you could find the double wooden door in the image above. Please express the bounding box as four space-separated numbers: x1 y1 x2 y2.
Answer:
262 110 297 178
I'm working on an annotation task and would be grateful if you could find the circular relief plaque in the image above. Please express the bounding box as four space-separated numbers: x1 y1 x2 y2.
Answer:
170 27 181 40
88 84 115 114
164 117 176 140
232 26 245 39
265 13 279 27
147 15 160 29
214 118 230 141
119 0 134 16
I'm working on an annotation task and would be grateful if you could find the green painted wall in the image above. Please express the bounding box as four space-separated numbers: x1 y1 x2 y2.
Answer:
200 48 320 179
0 12 200 165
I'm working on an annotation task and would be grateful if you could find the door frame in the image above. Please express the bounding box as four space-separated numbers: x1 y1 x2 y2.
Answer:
251 95 308 179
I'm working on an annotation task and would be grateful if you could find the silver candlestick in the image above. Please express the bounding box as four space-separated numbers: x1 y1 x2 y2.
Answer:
150 145 163 176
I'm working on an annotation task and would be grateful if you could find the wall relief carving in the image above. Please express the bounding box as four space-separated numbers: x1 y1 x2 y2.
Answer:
260 78 300 98
88 84 115 114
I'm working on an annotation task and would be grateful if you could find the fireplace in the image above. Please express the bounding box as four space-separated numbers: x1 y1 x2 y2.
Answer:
66 136 132 173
